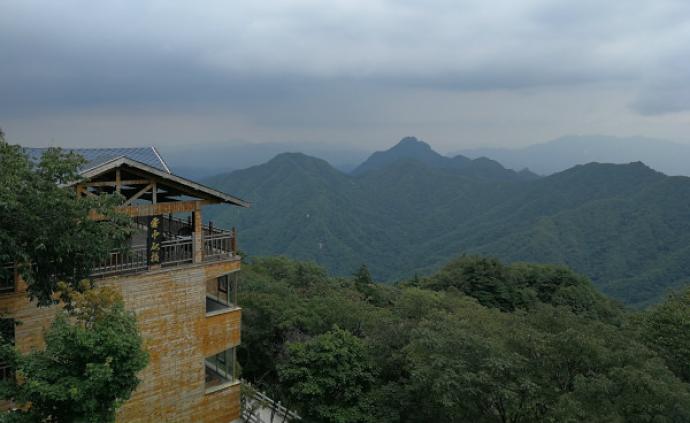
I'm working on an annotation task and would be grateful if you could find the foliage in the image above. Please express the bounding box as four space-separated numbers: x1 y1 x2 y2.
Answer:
278 327 375 423
205 142 690 307
238 255 690 423
0 139 132 305
0 285 149 423
639 287 690 383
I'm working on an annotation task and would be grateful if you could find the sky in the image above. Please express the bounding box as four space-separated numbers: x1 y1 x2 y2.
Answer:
2 0 690 153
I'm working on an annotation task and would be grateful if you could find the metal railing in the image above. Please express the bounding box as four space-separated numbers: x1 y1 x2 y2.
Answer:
91 245 148 276
90 220 236 277
203 233 234 261
160 238 194 266
242 381 301 423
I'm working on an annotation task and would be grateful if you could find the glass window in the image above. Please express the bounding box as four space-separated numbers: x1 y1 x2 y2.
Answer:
205 347 236 389
0 318 15 380
218 275 229 294
0 265 15 293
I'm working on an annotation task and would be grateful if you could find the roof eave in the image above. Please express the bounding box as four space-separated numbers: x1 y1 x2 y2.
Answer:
68 157 250 208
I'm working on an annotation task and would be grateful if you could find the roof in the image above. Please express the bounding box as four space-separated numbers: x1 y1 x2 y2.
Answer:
72 156 250 208
26 146 249 208
24 147 171 174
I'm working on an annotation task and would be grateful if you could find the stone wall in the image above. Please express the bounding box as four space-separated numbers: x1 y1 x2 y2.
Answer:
0 259 242 423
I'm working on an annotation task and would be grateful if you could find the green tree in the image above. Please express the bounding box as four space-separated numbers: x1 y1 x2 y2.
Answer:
0 139 131 304
640 288 690 383
353 264 373 286
425 256 521 311
0 284 148 423
278 327 375 423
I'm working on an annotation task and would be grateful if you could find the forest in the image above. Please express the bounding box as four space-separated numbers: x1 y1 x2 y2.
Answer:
237 254 690 423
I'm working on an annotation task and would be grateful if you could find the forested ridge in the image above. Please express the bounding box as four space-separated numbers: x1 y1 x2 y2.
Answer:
205 137 690 307
238 255 690 423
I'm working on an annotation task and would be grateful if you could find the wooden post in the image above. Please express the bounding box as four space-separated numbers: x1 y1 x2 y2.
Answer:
152 181 157 203
115 169 121 193
193 202 203 263
231 227 237 255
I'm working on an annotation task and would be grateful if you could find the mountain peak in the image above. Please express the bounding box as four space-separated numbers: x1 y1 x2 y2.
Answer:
395 136 432 151
353 137 443 175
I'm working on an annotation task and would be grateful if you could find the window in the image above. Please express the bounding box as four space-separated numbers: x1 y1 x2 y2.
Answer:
218 275 228 294
0 318 15 380
0 265 15 293
206 272 239 314
205 347 236 390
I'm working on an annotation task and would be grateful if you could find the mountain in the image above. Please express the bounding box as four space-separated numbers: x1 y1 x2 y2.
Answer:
353 136 538 180
160 141 370 179
204 139 690 307
459 135 690 176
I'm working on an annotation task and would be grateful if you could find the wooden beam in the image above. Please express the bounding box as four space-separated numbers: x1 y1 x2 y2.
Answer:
83 179 151 188
117 199 219 218
115 169 121 193
123 183 153 206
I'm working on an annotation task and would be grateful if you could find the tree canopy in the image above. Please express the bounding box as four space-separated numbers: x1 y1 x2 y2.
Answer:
0 139 131 304
0 284 148 423
238 255 690 423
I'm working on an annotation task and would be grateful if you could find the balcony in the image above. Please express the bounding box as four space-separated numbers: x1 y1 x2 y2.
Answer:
205 347 237 392
91 215 237 277
206 272 239 315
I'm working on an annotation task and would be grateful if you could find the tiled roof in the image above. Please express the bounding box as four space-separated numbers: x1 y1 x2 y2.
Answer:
24 147 171 174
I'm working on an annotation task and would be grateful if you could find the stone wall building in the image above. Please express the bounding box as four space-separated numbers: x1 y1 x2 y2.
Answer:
0 147 249 422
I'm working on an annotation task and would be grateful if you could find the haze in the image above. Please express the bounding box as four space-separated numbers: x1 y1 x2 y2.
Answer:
2 0 690 153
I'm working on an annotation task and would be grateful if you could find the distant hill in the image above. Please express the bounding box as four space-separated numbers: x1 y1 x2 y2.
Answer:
160 141 370 179
204 138 690 307
353 136 538 180
459 135 690 176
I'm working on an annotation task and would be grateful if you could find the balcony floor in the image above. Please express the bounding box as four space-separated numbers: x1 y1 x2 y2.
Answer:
206 296 231 313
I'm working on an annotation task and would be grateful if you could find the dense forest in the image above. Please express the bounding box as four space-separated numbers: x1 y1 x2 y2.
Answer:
237 254 690 423
205 137 690 307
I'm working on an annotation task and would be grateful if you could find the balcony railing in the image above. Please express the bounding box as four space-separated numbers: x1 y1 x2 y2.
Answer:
91 222 236 277
91 245 148 277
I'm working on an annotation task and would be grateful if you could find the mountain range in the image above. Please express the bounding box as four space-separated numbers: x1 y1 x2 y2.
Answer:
460 135 690 176
204 137 690 307
160 141 369 179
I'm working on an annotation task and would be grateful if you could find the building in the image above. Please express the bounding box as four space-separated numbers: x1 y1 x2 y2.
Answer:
0 147 249 422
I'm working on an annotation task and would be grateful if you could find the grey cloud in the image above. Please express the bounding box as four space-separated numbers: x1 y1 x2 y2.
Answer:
2 0 690 151
2 1 689 110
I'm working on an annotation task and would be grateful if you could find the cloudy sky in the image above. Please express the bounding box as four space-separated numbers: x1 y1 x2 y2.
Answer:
2 0 690 152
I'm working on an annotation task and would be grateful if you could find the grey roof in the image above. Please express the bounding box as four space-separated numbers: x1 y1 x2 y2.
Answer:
24 147 171 174
73 156 250 208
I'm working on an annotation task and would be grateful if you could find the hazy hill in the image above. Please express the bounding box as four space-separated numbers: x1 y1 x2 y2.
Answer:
354 136 538 180
460 135 690 176
205 139 690 307
161 141 370 179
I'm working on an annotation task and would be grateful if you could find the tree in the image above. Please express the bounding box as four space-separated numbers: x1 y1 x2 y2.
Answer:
353 264 373 286
278 327 375 423
0 140 132 304
640 288 690 383
0 284 148 423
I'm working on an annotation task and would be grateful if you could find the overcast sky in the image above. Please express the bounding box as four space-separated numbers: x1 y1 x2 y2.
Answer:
2 0 690 152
